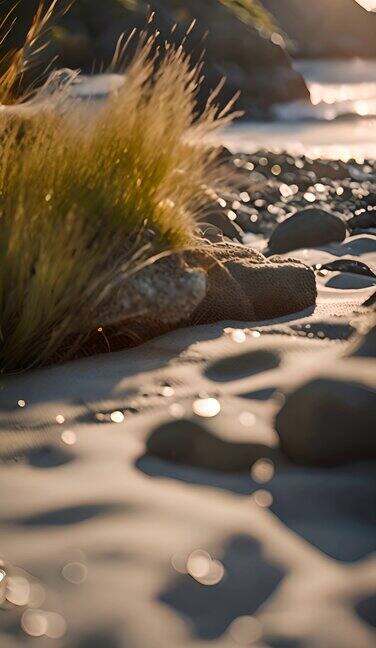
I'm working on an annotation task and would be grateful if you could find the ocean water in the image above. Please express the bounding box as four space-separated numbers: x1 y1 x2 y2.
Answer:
219 59 376 160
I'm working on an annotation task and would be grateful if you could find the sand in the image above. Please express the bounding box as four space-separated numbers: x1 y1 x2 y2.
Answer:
0 230 375 647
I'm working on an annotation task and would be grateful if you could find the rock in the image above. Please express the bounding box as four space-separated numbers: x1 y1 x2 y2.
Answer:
311 160 349 181
235 210 261 234
363 291 376 308
196 224 224 244
363 193 376 208
99 254 207 329
268 208 347 255
215 145 233 163
348 212 376 231
279 172 311 190
99 242 317 344
319 259 376 279
261 0 376 59
199 210 244 242
336 185 353 202
0 1 40 63
160 0 309 111
0 0 309 114
347 165 376 182
276 378 376 466
187 244 317 322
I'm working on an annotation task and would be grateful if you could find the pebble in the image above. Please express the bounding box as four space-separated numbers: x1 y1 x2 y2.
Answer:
268 208 347 254
276 377 376 466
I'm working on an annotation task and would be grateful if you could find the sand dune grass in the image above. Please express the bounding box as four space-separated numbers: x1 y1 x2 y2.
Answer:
0 24 234 373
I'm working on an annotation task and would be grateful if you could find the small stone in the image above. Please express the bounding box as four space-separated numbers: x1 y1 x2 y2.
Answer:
268 208 347 254
276 378 376 466
199 211 244 242
319 259 376 279
348 212 376 231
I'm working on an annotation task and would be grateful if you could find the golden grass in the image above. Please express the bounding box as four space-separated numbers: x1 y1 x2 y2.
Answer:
0 26 235 373
0 0 62 105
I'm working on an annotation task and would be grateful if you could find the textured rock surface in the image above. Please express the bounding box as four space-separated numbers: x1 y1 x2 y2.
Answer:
100 242 317 342
268 208 347 255
186 243 317 322
99 255 207 329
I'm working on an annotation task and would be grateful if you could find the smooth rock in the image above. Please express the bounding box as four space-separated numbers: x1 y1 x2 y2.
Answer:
348 212 376 231
319 259 376 279
268 208 347 255
199 211 244 242
276 378 376 466
235 210 261 234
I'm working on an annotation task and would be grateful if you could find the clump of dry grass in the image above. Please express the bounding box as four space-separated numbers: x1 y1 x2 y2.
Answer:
0 0 61 104
0 16 235 372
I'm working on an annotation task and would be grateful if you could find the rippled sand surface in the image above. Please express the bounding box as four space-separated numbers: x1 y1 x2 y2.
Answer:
0 233 375 647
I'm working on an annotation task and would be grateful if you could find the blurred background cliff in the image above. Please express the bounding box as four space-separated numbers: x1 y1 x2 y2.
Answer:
0 0 375 118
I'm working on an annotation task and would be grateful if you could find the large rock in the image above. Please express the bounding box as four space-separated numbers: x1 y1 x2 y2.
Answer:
0 0 309 115
261 0 376 58
97 242 317 347
158 0 309 111
268 208 347 255
276 377 376 466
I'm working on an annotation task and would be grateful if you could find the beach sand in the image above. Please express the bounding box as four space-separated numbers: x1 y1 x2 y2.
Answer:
0 230 375 647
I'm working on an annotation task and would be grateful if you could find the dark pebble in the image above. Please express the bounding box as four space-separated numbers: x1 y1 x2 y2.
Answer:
276 378 376 466
268 208 347 255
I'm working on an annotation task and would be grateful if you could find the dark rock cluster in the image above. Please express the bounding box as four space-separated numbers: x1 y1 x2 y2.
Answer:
210 148 376 250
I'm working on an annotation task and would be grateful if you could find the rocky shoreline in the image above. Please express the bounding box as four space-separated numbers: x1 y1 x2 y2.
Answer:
210 147 376 244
